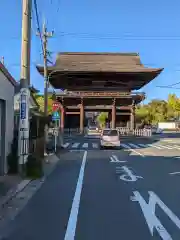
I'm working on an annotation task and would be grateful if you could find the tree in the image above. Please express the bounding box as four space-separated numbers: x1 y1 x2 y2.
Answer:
34 94 54 114
96 112 108 127
167 94 180 120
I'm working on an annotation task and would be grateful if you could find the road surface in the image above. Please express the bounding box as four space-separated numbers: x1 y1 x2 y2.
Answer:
1 135 180 239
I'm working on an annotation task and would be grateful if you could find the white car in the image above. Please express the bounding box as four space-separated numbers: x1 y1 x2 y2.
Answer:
100 129 120 148
87 126 98 135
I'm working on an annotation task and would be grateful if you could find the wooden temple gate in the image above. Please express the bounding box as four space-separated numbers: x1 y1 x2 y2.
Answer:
36 52 163 134
56 91 142 133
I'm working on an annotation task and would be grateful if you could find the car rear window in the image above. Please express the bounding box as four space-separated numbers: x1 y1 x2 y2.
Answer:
89 127 97 130
103 130 118 136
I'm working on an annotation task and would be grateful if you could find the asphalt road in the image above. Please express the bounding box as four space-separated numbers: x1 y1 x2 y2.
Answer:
1 135 180 239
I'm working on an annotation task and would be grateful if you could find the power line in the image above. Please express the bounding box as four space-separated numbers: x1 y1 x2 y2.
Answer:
33 0 44 54
54 31 180 40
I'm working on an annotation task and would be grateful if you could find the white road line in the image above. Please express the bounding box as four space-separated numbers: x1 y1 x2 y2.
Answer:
121 143 144 157
130 148 145 157
155 144 173 150
129 143 141 149
63 143 70 148
72 143 80 148
148 144 162 149
82 143 88 148
121 143 131 149
169 172 180 175
169 145 180 150
111 155 127 162
92 143 98 148
138 144 147 148
64 151 87 240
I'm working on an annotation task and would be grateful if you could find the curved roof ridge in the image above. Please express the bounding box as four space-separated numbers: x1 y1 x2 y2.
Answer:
56 52 139 56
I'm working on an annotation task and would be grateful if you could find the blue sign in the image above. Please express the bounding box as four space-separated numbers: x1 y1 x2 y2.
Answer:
20 102 26 120
52 111 60 121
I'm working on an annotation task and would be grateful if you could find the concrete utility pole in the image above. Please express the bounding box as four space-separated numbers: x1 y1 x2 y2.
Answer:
37 20 53 116
18 0 32 173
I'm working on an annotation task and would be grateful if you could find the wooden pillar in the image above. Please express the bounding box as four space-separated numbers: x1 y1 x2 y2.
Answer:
60 106 65 132
111 98 116 129
80 98 84 134
130 101 135 130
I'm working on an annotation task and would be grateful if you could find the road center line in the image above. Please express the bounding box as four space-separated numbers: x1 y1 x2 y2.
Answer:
64 150 87 240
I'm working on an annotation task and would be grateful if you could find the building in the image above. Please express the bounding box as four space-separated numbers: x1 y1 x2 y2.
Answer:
36 52 163 132
0 62 16 175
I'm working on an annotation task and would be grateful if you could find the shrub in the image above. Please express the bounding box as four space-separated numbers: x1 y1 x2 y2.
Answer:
25 154 43 179
7 130 18 174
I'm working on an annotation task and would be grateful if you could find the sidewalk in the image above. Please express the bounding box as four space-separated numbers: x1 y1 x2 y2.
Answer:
0 153 60 209
0 175 22 199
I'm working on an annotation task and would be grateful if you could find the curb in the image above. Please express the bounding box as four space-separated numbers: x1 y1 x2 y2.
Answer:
0 154 60 210
0 179 31 209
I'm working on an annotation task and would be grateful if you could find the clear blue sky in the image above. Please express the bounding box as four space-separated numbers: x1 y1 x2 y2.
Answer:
1 0 180 102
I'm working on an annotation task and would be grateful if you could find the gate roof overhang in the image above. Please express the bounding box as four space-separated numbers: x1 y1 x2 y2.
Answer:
36 52 163 91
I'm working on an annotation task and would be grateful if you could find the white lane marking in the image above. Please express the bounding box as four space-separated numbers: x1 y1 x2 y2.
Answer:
72 143 80 148
138 144 147 148
129 143 141 149
170 145 180 150
92 143 98 148
131 191 180 240
169 172 180 175
63 143 70 148
130 148 145 157
148 144 162 149
119 166 143 182
82 143 88 148
121 143 131 149
110 155 127 163
121 143 144 157
155 144 173 150
64 151 87 240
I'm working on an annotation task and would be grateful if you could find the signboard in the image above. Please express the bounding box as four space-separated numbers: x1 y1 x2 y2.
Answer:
52 111 60 121
19 88 30 130
52 102 61 111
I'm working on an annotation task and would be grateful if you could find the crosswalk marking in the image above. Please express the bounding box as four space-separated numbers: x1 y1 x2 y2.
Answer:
62 142 180 151
63 143 70 148
129 143 141 149
92 143 98 148
148 144 162 149
138 144 147 148
121 143 131 149
82 143 88 148
155 144 173 149
72 143 80 148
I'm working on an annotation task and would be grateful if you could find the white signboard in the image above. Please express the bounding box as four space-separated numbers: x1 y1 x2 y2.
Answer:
18 88 30 163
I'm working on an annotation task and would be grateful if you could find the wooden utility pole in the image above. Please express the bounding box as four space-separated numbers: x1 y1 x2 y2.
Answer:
18 0 32 173
37 20 53 116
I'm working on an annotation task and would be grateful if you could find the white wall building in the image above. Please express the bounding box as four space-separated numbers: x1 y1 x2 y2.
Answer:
0 62 16 175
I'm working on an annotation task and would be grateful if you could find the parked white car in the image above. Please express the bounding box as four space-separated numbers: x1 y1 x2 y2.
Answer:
100 129 120 149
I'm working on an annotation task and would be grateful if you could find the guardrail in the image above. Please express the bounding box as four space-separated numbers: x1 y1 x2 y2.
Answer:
117 127 152 137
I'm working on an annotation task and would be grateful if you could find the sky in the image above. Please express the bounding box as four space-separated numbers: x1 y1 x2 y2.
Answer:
1 0 180 102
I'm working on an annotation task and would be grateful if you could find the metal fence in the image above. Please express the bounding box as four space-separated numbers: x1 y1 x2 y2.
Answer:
117 127 152 137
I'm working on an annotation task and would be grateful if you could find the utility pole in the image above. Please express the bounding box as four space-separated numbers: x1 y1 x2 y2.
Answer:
37 20 53 116
18 0 32 174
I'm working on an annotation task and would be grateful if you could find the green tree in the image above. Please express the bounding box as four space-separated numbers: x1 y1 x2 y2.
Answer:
35 94 54 114
97 112 108 127
167 94 180 120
